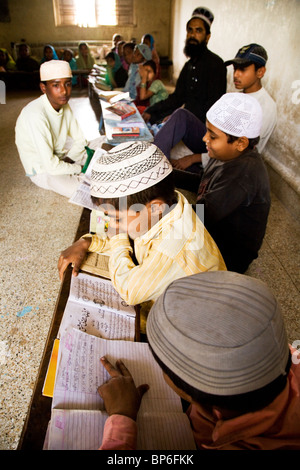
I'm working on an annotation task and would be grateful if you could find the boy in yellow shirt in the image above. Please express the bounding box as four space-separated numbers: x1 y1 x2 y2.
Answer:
58 141 226 331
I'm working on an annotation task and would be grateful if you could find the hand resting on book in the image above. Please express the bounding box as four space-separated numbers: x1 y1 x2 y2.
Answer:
98 356 149 421
58 237 91 280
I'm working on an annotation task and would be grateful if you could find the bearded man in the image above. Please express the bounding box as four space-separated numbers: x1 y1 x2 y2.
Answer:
142 7 227 126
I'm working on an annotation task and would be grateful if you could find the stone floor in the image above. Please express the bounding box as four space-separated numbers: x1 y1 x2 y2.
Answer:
0 87 299 450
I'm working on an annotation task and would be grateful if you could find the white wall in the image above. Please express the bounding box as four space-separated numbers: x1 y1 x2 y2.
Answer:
171 0 300 207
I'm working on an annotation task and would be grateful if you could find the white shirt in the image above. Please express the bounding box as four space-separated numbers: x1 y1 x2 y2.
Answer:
250 87 277 152
15 94 87 176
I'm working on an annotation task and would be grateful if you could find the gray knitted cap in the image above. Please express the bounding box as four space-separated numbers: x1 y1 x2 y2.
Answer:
146 271 289 396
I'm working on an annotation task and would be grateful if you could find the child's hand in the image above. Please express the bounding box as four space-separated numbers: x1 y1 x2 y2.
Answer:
98 357 149 421
57 237 91 280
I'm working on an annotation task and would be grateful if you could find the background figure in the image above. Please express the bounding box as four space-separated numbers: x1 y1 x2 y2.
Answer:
116 40 128 71
135 59 168 114
63 49 78 86
142 8 226 125
40 44 58 64
76 42 95 69
16 44 39 72
75 42 95 87
104 51 128 88
123 43 152 100
122 42 135 68
0 48 16 71
111 33 122 53
141 33 160 77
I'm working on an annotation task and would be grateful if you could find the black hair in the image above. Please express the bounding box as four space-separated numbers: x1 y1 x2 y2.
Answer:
91 172 177 211
123 42 135 51
143 59 156 75
149 344 291 414
226 133 260 150
105 51 115 61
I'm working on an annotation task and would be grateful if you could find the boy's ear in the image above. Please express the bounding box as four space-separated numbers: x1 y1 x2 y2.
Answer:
236 136 249 151
40 82 46 94
256 66 266 79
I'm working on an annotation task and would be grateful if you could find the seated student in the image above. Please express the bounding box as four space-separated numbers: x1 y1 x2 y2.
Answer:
123 44 152 100
154 43 276 174
40 44 59 64
141 34 160 77
16 44 39 72
63 48 78 86
75 42 95 69
196 92 270 274
111 33 123 53
98 270 300 450
135 60 168 114
0 48 16 71
104 51 128 89
116 40 128 71
15 60 88 198
57 141 226 333
122 42 135 68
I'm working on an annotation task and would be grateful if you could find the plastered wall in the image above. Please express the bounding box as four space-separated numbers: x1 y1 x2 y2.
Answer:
171 0 300 214
0 0 172 57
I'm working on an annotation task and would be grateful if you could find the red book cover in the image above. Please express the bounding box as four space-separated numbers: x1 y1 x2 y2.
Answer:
106 102 136 120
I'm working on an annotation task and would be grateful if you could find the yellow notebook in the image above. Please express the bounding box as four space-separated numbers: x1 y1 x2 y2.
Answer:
42 339 60 398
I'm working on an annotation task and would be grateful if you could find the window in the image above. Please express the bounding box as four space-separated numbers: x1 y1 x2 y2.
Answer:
53 0 134 27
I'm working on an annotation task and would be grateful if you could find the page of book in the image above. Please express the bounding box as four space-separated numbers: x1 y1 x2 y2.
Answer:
45 409 196 450
52 328 182 414
58 273 136 341
69 181 99 211
80 252 110 279
48 328 196 450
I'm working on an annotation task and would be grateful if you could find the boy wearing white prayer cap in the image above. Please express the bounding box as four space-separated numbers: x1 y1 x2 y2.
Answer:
197 92 271 273
58 140 226 333
15 59 88 198
97 271 300 450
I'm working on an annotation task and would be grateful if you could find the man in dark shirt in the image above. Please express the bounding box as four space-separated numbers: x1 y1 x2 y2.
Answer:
142 7 226 125
196 92 271 274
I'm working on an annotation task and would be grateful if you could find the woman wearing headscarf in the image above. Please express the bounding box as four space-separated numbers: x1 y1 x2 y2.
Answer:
0 48 17 71
40 45 59 64
104 51 128 89
75 42 95 70
141 34 160 77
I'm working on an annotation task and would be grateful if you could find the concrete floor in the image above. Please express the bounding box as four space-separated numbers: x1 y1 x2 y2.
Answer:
0 88 299 450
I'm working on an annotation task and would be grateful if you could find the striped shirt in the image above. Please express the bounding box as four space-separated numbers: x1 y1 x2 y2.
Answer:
85 192 226 331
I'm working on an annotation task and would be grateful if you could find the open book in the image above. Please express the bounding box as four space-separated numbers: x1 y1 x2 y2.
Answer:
80 251 110 279
44 328 196 450
58 272 136 342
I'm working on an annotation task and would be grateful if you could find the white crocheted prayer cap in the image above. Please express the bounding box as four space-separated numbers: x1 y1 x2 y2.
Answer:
40 60 72 81
147 271 290 396
90 141 173 198
207 92 263 138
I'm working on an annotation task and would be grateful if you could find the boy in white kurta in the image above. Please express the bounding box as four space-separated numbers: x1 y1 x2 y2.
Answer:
15 60 88 198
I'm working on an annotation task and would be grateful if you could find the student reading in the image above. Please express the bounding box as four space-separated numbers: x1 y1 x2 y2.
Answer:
98 271 300 450
58 141 226 333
